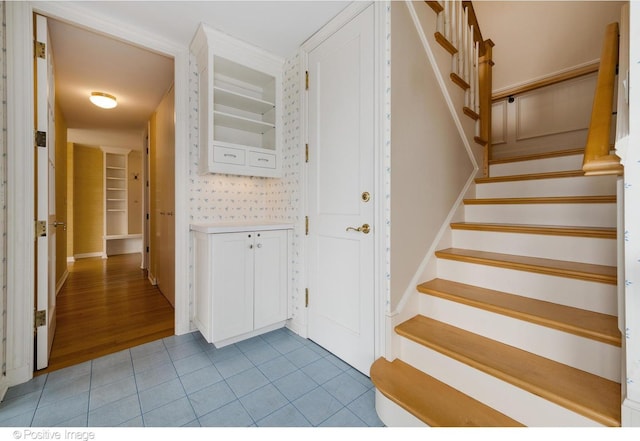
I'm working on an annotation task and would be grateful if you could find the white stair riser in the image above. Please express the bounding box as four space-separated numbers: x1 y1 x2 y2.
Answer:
451 229 617 266
475 175 617 198
464 203 616 227
418 295 621 381
490 155 583 177
436 259 617 315
399 337 604 426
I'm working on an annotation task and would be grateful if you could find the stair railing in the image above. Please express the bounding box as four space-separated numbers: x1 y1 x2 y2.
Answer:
428 1 494 176
582 22 623 176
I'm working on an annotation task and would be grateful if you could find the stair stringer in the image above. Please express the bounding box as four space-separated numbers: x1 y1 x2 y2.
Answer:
384 0 481 361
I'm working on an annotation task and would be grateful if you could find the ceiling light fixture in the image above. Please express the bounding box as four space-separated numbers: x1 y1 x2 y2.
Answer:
89 92 117 109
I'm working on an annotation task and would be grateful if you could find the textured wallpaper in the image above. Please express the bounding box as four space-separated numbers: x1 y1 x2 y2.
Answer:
1 0 7 376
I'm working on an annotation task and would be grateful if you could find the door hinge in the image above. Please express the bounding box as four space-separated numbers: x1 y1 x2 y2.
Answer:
305 216 309 235
146 246 150 253
305 288 309 308
35 310 46 327
34 41 46 59
305 143 309 163
35 131 47 148
305 71 309 90
35 220 46 237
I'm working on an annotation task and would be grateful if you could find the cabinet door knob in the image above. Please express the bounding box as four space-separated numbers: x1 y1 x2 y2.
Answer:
256 243 262 248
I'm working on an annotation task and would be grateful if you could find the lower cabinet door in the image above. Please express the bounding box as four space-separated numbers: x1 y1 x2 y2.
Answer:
210 232 254 342
253 230 288 330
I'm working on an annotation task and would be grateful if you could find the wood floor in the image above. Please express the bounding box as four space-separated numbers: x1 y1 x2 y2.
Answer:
36 253 175 375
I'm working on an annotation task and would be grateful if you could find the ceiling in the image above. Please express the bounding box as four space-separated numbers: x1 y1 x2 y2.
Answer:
46 1 350 134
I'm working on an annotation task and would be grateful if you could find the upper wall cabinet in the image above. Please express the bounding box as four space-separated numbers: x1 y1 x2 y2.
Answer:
190 23 284 178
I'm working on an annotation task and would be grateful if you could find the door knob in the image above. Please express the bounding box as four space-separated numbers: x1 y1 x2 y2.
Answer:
346 223 370 234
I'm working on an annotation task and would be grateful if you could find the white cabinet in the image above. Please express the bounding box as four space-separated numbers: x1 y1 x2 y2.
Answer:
190 23 283 178
192 224 292 347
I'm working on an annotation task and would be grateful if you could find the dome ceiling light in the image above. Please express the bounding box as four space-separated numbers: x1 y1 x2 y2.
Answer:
89 91 117 109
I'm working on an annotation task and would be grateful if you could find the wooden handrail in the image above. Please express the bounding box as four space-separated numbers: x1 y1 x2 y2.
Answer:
492 62 599 102
582 22 623 176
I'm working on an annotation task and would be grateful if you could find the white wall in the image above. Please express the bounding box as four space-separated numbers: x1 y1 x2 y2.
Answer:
67 128 145 151
474 1 626 93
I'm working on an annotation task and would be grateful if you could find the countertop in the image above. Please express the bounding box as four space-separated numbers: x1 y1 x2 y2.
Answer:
190 221 295 234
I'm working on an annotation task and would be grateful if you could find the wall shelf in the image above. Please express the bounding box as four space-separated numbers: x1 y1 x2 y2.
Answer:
190 23 283 178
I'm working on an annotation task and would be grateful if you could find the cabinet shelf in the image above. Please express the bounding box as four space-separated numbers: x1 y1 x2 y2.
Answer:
214 86 275 115
103 149 131 241
213 110 275 135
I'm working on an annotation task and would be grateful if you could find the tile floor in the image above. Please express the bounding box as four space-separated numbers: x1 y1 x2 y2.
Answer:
0 327 384 427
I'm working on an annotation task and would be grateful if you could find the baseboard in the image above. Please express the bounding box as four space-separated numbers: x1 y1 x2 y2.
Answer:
73 252 104 260
0 375 9 401
622 398 640 427
286 317 307 339
55 269 69 296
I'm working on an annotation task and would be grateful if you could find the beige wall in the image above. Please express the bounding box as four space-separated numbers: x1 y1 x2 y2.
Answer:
474 1 626 92
73 144 103 256
389 1 474 310
150 86 175 306
127 150 143 235
55 103 68 283
66 142 74 259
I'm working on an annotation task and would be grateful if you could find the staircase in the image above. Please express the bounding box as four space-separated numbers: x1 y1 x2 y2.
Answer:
371 149 622 426
370 1 622 427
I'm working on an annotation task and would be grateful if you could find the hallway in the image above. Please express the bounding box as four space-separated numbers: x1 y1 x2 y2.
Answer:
39 253 175 375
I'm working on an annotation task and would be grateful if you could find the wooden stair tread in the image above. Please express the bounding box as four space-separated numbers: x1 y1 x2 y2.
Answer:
450 222 616 239
417 278 621 346
395 316 621 426
370 357 524 427
435 248 617 284
463 195 616 205
475 170 585 184
489 148 585 165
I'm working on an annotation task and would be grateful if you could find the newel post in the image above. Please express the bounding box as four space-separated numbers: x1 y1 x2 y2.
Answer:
478 39 494 177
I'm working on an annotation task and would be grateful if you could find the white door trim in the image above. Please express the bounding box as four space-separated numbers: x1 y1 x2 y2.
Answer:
299 1 389 366
5 0 191 387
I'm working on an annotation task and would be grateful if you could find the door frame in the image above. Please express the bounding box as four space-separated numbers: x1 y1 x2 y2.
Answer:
298 1 390 366
4 1 190 386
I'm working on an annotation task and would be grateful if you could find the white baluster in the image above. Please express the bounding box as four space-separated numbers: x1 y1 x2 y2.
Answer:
475 40 480 114
463 7 469 82
457 0 463 76
445 0 451 42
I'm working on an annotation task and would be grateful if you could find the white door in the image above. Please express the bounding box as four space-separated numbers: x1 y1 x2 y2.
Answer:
307 5 375 375
34 13 57 370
